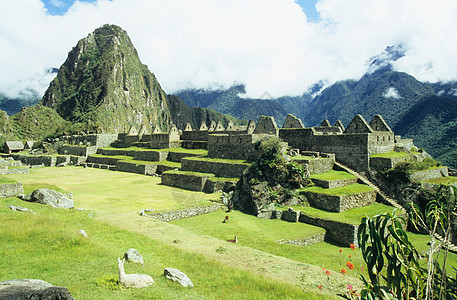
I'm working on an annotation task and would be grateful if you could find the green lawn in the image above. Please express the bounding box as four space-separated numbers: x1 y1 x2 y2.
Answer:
310 170 356 181
424 176 457 185
0 199 311 300
370 151 410 158
7 167 218 215
300 184 374 196
0 175 18 184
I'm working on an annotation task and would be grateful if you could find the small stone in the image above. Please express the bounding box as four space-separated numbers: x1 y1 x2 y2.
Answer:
164 268 193 288
78 229 88 238
124 248 144 265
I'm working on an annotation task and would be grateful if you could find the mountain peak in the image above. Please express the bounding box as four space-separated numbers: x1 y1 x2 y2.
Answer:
367 44 406 75
40 24 170 133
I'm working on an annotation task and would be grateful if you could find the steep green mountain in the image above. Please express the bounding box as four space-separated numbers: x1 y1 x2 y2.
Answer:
40 24 236 133
393 93 457 168
176 85 311 125
303 70 433 127
41 24 171 133
0 105 68 147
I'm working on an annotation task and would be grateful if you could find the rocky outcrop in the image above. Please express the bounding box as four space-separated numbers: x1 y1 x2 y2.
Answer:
0 279 74 300
164 268 193 288
124 248 144 265
19 189 74 209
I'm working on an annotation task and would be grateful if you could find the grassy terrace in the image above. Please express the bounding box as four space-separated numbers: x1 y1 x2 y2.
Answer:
184 156 251 165
0 175 17 184
424 176 457 185
163 170 215 177
310 170 356 181
370 151 410 158
290 202 395 225
300 183 374 196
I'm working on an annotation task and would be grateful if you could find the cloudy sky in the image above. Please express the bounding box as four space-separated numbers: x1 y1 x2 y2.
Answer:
1 0 456 100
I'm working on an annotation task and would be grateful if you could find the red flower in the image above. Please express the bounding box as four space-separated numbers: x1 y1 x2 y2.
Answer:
350 243 356 250
325 270 331 276
347 284 354 290
317 284 323 290
346 262 355 270
339 249 343 253
341 268 348 275
348 254 352 258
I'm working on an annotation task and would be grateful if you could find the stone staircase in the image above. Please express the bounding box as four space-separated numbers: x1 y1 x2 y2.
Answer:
334 162 405 212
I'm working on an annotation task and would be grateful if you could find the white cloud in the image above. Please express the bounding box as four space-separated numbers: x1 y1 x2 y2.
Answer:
49 0 65 8
383 87 402 99
1 0 457 100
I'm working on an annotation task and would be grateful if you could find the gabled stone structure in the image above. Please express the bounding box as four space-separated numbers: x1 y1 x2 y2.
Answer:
334 120 345 132
321 120 331 127
282 114 304 129
150 124 181 149
253 116 279 136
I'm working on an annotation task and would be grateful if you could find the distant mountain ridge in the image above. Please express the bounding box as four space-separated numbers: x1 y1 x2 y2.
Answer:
176 85 312 125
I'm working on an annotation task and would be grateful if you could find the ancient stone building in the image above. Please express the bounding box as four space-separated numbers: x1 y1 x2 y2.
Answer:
279 114 405 172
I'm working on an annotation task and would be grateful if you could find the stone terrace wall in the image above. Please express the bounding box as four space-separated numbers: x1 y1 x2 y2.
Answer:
116 161 158 175
312 178 357 189
181 131 209 141
134 150 166 162
370 156 409 170
411 167 449 182
11 154 57 166
149 204 222 222
302 190 376 212
58 145 98 157
299 213 358 246
0 183 24 197
181 158 249 178
97 148 137 157
162 171 215 191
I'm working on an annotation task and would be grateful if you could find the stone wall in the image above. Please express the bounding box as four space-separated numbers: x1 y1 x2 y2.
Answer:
181 131 209 141
87 155 122 166
97 148 137 157
134 150 165 162
181 141 208 150
411 167 449 182
280 232 326 246
116 161 158 175
294 157 334 174
181 158 249 178
5 167 29 174
312 178 357 189
0 183 23 197
161 171 215 191
368 132 396 155
204 178 238 193
58 145 98 157
167 151 202 163
369 156 409 170
302 190 377 212
299 213 358 246
11 154 57 167
149 204 222 222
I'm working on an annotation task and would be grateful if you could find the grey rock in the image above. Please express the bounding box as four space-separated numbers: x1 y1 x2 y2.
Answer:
0 279 74 300
22 189 74 209
7 205 35 214
57 162 68 167
78 229 88 238
124 248 144 265
164 268 193 287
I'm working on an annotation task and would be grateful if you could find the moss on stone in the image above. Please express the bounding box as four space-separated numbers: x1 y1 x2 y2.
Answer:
310 170 356 181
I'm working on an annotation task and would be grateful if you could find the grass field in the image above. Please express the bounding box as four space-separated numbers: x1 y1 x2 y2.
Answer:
2 166 455 299
300 183 374 196
310 170 356 181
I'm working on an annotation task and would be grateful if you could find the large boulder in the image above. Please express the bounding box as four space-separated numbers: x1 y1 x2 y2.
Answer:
19 189 74 209
124 248 144 265
0 279 74 300
164 268 193 288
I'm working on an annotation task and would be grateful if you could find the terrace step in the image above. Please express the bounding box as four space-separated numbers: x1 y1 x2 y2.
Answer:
334 162 405 212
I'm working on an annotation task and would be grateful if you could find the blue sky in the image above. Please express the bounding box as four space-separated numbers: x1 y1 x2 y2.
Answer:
41 0 97 15
42 0 321 21
1 0 456 99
